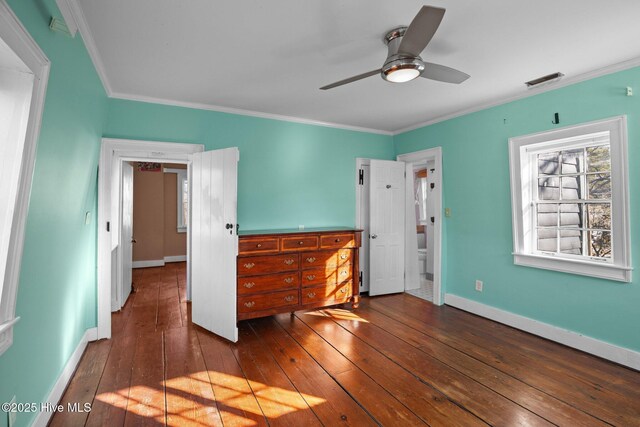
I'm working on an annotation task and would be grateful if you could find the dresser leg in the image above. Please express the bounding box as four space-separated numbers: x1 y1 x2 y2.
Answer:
352 295 360 309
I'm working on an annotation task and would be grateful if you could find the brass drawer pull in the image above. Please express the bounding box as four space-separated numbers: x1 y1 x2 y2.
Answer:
340 254 347 260
284 259 295 265
243 282 255 289
340 271 348 276
307 292 316 298
339 288 347 293
284 295 295 302
335 238 341 242
284 277 294 284
306 257 316 263
244 301 255 308
256 243 262 248
298 241 305 245
306 274 316 280
243 262 255 269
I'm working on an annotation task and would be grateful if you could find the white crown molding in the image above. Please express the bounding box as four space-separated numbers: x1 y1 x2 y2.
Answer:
445 294 640 371
54 0 78 37
65 0 113 95
393 56 640 135
109 91 394 135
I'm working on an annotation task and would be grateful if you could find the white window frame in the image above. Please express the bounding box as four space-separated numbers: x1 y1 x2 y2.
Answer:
164 168 188 233
0 1 51 355
509 116 631 282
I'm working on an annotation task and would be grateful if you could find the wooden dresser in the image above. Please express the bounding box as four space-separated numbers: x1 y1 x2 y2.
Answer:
236 228 362 321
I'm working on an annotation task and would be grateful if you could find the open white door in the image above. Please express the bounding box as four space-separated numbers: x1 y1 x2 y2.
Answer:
191 147 239 342
369 159 405 296
119 161 134 309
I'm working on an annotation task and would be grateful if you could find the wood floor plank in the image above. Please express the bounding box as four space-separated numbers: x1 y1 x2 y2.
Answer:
273 313 429 427
123 332 165 426
86 334 137 427
197 327 269 427
49 339 112 427
164 326 224 427
294 311 487 427
249 317 378 426
346 304 608 426
372 295 640 425
232 323 322 426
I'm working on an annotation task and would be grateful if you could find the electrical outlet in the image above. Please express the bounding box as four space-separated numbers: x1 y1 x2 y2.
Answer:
8 395 16 427
627 86 633 97
444 208 451 217
475 280 483 292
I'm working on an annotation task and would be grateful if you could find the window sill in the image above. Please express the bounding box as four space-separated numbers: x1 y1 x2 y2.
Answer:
513 253 632 282
0 317 20 356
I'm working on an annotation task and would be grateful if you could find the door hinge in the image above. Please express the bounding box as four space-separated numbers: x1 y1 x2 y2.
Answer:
359 271 363 284
358 169 364 185
106 221 110 232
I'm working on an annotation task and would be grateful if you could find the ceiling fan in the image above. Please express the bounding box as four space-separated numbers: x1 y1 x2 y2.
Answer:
320 6 470 90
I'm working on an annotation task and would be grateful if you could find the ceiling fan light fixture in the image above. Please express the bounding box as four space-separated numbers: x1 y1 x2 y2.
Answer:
382 58 425 83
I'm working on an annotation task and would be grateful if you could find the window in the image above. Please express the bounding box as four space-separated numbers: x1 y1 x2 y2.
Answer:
0 3 50 355
164 168 188 232
415 175 428 224
509 116 631 282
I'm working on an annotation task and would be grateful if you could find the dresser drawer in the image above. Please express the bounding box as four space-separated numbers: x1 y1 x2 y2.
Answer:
301 264 353 287
300 250 353 269
237 254 298 276
238 290 299 313
320 233 356 249
281 235 319 252
302 283 352 305
237 272 298 295
239 237 279 255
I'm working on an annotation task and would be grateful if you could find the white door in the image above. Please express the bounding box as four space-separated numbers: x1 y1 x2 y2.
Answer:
369 160 405 296
119 161 134 309
191 147 239 342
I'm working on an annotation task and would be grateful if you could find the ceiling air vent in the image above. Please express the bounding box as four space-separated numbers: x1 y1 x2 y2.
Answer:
525 72 564 89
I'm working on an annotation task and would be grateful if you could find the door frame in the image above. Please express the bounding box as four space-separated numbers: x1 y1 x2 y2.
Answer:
397 147 444 305
97 138 203 339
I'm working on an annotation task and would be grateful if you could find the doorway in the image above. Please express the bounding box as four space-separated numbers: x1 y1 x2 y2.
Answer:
355 147 443 305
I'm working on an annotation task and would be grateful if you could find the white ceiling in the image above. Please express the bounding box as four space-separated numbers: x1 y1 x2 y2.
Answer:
77 0 640 133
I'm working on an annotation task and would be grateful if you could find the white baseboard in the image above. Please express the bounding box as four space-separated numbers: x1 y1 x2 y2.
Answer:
164 255 186 263
132 259 164 268
32 327 98 427
444 294 640 371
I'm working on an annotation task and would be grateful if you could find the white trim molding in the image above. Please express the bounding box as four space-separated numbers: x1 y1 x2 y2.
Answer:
54 0 78 37
32 328 97 427
98 138 202 339
132 260 164 269
508 116 632 282
397 148 444 305
165 255 186 263
0 0 50 356
445 294 640 371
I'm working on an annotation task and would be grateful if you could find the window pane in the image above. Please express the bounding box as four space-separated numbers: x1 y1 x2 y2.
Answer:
561 149 583 174
537 228 557 252
587 203 611 230
586 145 611 172
587 173 611 200
559 229 583 255
538 152 560 175
588 230 611 258
560 203 582 227
536 203 558 227
538 177 559 200
560 176 582 200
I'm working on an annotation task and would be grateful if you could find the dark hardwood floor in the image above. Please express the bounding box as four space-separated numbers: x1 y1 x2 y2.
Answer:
49 263 640 426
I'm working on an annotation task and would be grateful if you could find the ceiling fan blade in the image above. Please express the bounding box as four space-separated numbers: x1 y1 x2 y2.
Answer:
320 69 381 90
398 6 446 57
421 62 470 84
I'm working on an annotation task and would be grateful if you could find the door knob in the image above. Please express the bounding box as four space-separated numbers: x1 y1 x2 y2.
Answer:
370 234 378 239
131 238 137 243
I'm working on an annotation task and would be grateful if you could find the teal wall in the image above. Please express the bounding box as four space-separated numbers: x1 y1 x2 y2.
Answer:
105 99 394 230
394 66 640 352
0 1 108 426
